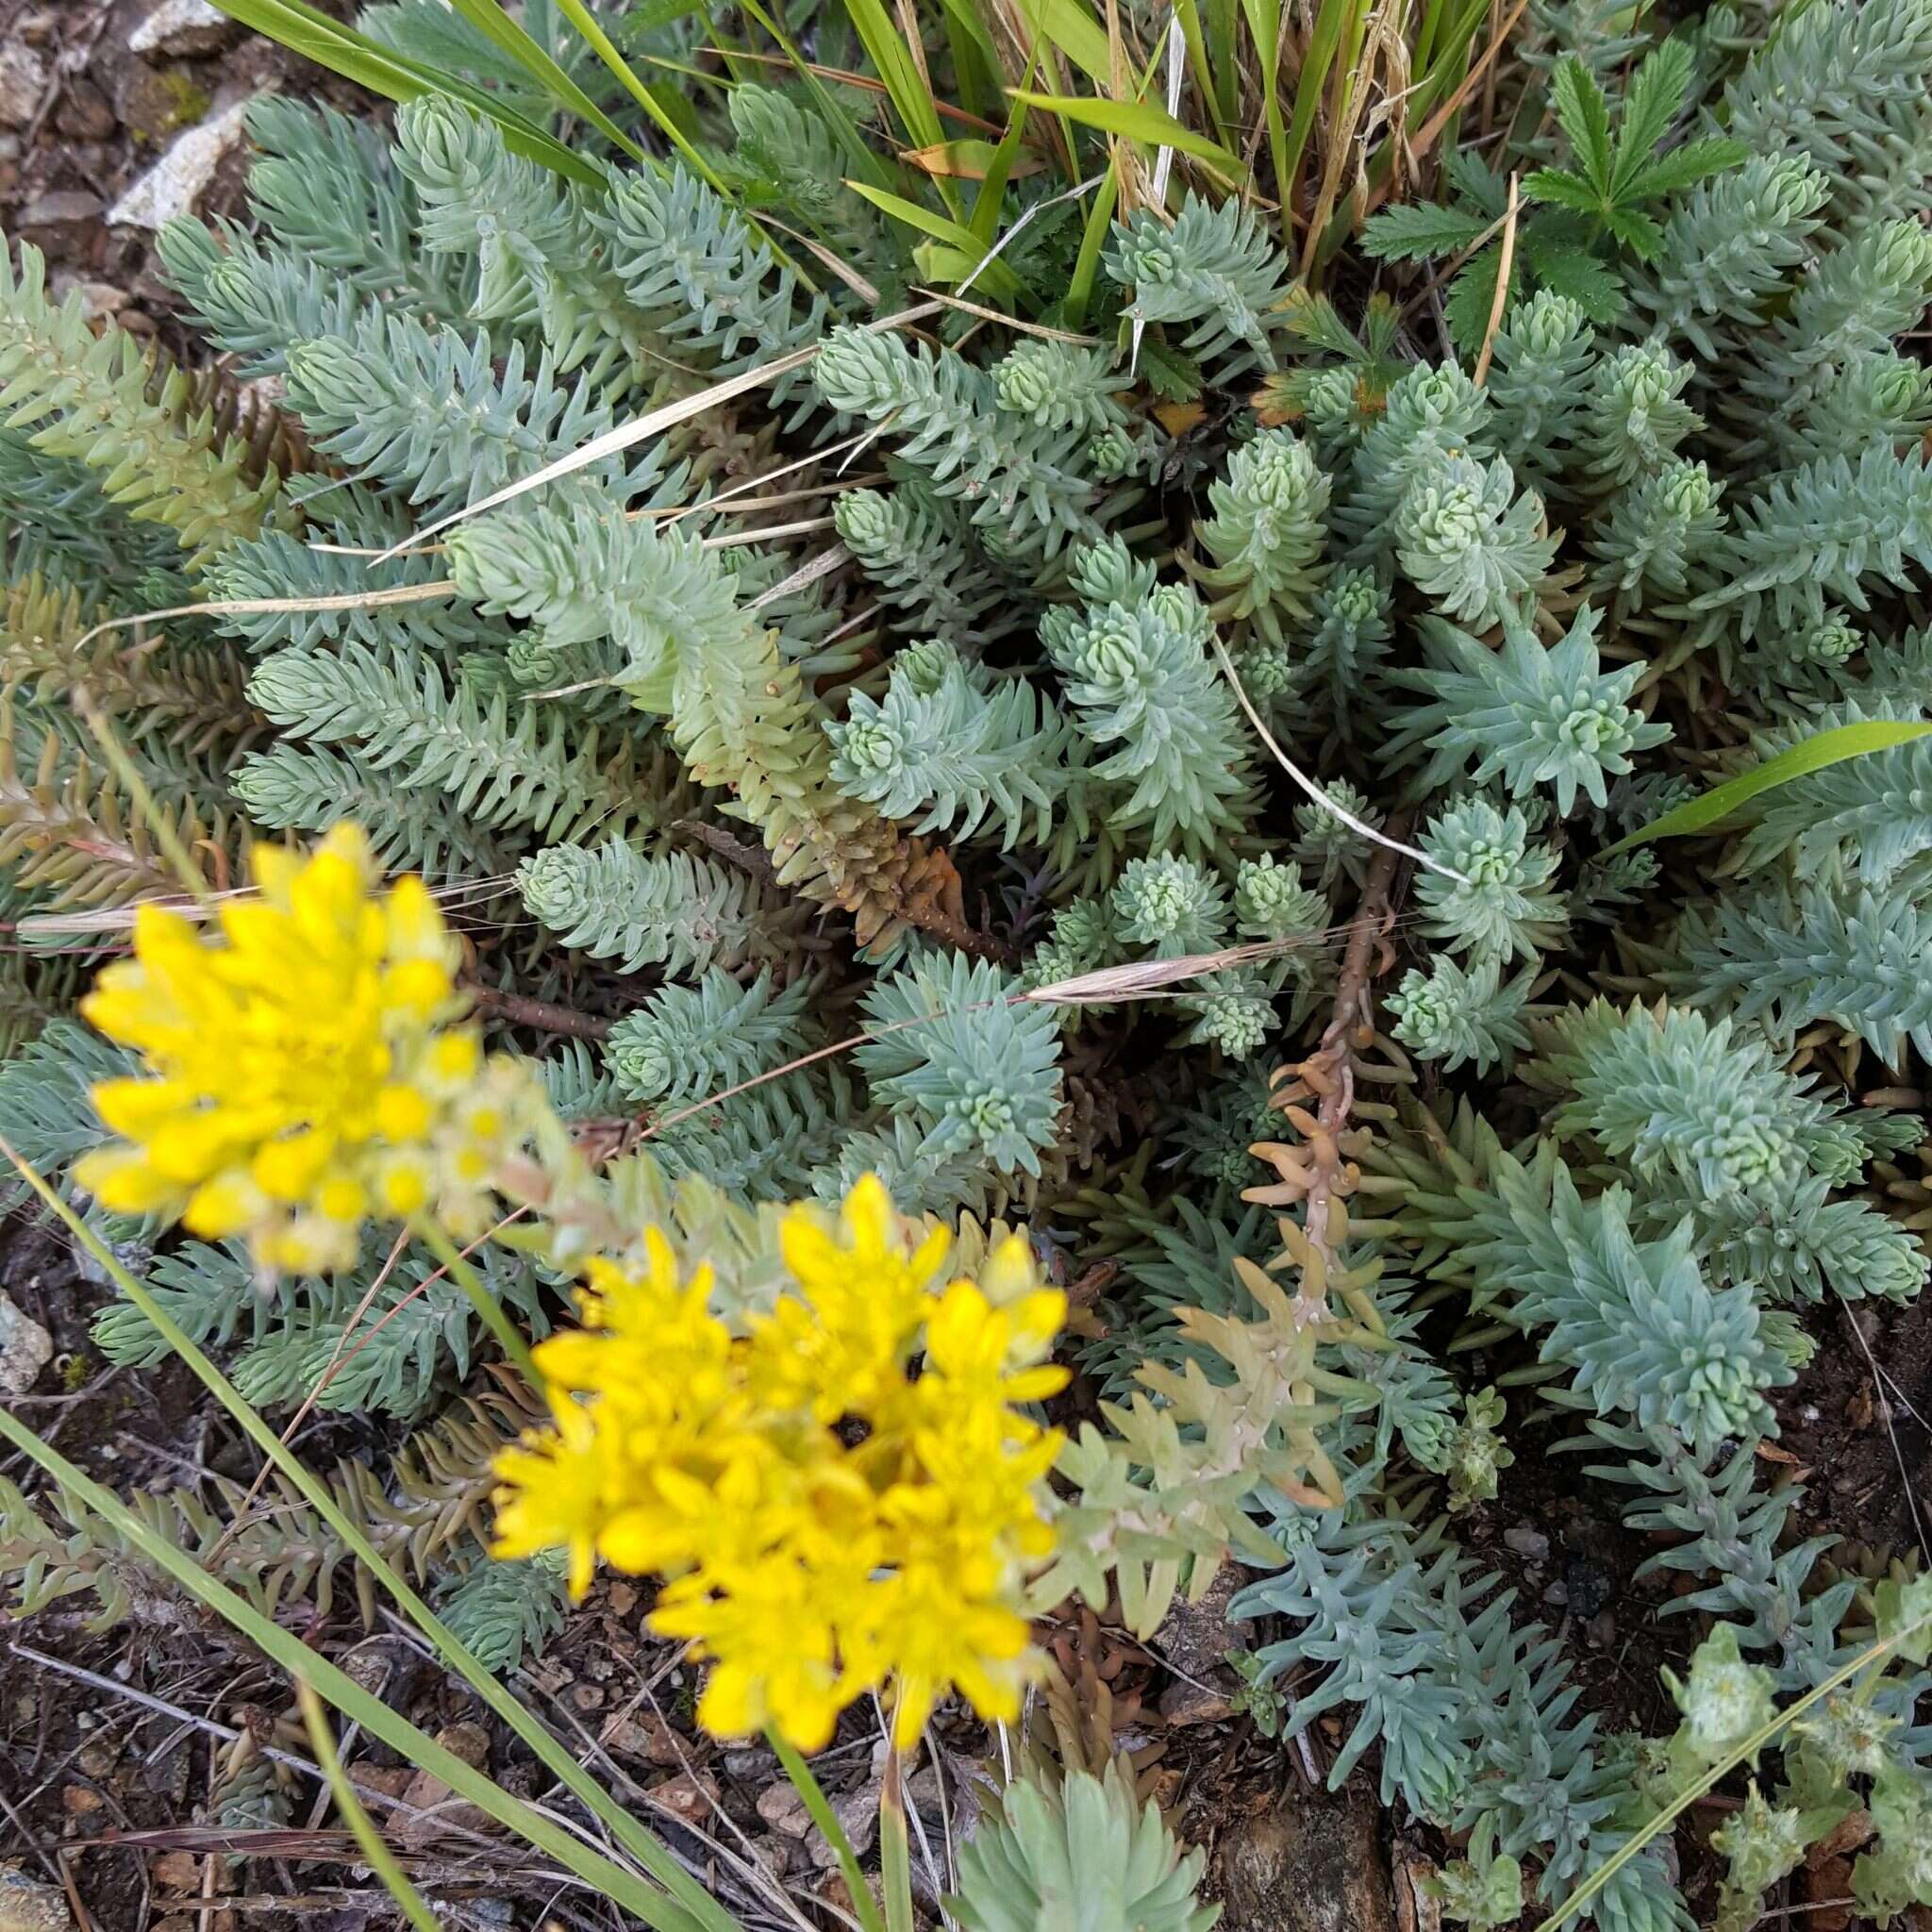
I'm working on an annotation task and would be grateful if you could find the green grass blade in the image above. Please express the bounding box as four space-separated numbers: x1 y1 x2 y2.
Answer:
1065 158 1119 325
968 54 1040 245
204 0 605 184
1601 721 1932 855
549 0 732 187
840 0 963 216
0 1135 741 1932
441 0 647 158
1280 0 1361 197
1010 90 1240 172
768 1729 885 1932
1236 0 1291 232
847 180 1027 299
412 1214 540 1388
879 1763 913 1932
0 1402 722 1932
1172 0 1238 152
1010 0 1111 84
295 1682 444 1932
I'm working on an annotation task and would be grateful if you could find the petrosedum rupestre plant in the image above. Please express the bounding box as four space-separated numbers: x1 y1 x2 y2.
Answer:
3 0 1932 1924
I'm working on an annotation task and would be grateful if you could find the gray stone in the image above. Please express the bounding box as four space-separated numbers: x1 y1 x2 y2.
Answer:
806 1782 879 1870
16 191 104 252
0 1292 52 1397
756 1781 811 1839
0 45 47 129
129 0 237 58
1155 1562 1243 1678
108 94 256 229
1210 1787 1396 1932
1503 1525 1550 1562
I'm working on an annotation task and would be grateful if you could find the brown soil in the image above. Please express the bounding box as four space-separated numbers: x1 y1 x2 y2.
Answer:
0 0 357 344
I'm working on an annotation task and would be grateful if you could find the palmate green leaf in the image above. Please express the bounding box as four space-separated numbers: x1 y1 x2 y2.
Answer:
1608 39 1692 195
1548 56 1614 197
1359 201 1495 262
1521 222 1624 321
1441 146 1509 218
1602 723 1932 855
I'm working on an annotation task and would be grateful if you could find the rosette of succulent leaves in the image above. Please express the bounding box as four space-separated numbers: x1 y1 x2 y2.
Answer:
7 0 1932 1919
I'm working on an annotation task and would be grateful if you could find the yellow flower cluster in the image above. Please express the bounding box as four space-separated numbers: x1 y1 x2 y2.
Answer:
491 1176 1068 1750
75 826 536 1274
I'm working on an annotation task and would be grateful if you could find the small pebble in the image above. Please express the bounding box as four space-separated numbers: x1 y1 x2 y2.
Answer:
1564 1554 1614 1622
0 1865 71 1932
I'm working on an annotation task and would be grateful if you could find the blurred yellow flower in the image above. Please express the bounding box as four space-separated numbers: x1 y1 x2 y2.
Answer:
74 825 536 1274
491 1174 1069 1750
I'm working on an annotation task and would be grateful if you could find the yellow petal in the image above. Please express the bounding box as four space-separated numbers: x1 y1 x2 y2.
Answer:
74 1147 182 1216
182 1169 267 1236
375 1083 433 1142
252 1128 337 1202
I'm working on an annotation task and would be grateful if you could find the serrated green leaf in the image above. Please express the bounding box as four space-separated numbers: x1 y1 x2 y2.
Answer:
1521 227 1624 321
1441 147 1509 218
1602 722 1932 855
1549 55 1614 197
1444 245 1504 358
1359 201 1495 261
1610 39 1692 194
1622 137 1751 202
1522 167 1606 217
1278 286 1365 358
1602 202 1664 259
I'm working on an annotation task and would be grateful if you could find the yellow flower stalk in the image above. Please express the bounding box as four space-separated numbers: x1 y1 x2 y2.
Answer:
491 1174 1069 1750
75 825 539 1275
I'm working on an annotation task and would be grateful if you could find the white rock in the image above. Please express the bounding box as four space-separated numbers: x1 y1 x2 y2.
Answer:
128 0 234 57
0 44 47 129
0 1291 51 1397
107 94 257 230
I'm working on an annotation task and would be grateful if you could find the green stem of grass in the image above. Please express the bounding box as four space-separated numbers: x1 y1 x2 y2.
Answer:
879 1740 914 1932
768 1726 887 1932
295 1680 444 1932
413 1212 541 1389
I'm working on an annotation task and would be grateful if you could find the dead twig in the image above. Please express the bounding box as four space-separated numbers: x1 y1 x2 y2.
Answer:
467 983 613 1043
